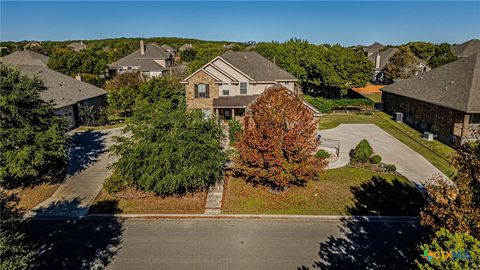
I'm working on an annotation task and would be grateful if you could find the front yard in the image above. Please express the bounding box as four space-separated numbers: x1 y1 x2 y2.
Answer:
89 188 207 214
7 183 60 211
318 112 455 177
222 166 423 216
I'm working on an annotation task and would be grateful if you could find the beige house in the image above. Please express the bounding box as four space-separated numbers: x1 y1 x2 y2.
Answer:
181 51 316 120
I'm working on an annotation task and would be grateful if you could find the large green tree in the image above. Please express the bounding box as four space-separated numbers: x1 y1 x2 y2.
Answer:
0 64 69 188
111 80 224 195
384 46 420 81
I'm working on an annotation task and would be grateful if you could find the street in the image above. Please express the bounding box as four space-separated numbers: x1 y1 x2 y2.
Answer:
26 218 421 270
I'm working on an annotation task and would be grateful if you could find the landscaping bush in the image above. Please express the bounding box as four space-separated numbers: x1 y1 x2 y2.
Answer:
351 139 373 163
385 164 397 172
228 119 242 145
370 155 382 164
103 174 128 194
315 149 331 159
305 95 374 113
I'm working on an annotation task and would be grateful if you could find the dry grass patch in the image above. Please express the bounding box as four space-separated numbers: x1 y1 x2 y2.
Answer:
89 188 207 214
6 183 60 210
222 166 422 215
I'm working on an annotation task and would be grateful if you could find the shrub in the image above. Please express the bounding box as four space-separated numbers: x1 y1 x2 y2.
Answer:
103 174 128 194
370 155 382 164
351 139 373 163
228 119 242 145
385 164 397 172
416 228 480 270
315 149 331 159
304 96 334 113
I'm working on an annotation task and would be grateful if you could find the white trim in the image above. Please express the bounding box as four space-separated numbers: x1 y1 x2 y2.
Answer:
181 67 222 83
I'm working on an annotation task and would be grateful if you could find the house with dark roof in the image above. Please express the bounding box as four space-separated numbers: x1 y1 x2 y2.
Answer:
451 39 480 58
363 42 385 56
182 51 319 120
381 53 480 145
1 50 107 128
368 47 430 84
107 40 175 79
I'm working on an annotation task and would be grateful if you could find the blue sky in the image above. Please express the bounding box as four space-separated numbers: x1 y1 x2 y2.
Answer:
1 1 479 45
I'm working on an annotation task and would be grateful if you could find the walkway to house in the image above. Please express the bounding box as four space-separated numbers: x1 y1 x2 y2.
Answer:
30 127 124 217
319 124 447 187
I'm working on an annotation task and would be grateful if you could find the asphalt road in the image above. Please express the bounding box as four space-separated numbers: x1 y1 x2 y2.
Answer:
26 218 422 270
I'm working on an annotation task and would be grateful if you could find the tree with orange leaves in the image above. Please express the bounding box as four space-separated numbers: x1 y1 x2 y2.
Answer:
234 85 327 191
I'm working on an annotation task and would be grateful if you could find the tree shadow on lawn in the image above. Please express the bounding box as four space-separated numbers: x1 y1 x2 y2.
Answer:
297 176 426 269
26 199 124 270
347 176 425 216
68 130 107 176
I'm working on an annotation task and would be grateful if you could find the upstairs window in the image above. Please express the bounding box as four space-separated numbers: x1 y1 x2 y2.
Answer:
222 84 230 96
195 84 209 98
284 81 290 85
240 82 248 94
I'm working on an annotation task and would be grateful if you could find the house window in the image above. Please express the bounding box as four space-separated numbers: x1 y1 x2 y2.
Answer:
471 114 480 124
240 82 248 94
284 81 290 85
222 84 230 96
234 108 245 117
195 84 209 98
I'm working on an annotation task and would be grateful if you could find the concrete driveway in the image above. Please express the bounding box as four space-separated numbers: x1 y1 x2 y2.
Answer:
319 124 447 187
30 127 124 217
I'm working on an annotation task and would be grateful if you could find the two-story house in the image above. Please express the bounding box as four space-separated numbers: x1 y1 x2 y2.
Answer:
182 51 314 120
107 40 175 79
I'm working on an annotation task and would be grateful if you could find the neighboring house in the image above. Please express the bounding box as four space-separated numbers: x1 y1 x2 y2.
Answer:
363 42 385 57
107 40 175 79
223 43 238 50
368 47 430 84
381 53 480 145
68 41 88 52
23 41 42 50
451 39 480 58
179 43 193 51
1 50 107 129
182 51 320 120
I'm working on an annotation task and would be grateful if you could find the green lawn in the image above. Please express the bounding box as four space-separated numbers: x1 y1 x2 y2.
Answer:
360 93 382 103
318 112 455 177
222 166 423 215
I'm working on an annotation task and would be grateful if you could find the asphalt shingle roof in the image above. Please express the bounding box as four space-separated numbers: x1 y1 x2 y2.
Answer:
0 50 49 67
368 47 399 70
219 51 297 81
16 65 106 109
451 39 480 58
68 42 88 52
213 95 259 108
363 42 385 54
382 53 480 113
108 43 172 72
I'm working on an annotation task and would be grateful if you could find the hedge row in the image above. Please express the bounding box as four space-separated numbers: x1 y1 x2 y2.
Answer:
304 95 374 113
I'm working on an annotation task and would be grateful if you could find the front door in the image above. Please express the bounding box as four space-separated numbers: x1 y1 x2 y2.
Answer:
223 108 231 120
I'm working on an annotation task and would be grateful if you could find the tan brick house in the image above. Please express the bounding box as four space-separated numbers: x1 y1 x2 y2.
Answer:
182 51 319 119
382 53 480 145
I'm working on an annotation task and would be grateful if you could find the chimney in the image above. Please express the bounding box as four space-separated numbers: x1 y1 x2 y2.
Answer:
80 41 83 46
140 40 145 55
75 73 82 81
375 54 381 69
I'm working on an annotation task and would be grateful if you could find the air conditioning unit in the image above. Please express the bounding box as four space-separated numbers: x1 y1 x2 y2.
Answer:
423 132 434 141
395 112 403 123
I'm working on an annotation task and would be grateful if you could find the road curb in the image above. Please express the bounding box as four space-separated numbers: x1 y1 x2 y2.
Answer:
30 213 419 222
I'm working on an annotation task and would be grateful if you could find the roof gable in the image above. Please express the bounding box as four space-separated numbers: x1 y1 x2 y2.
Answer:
451 39 480 58
382 53 480 113
218 51 297 81
1 50 49 67
108 42 171 71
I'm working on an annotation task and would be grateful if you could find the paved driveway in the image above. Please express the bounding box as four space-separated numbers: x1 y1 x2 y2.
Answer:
30 127 123 217
319 124 447 187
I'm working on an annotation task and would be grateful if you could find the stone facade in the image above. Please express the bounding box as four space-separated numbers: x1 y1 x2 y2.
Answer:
185 70 219 114
383 92 478 145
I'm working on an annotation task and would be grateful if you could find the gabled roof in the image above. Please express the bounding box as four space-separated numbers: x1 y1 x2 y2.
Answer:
368 47 399 70
451 39 480 58
68 42 88 52
161 44 175 52
0 50 49 67
219 51 297 81
363 42 385 54
108 43 172 71
382 53 480 113
14 65 106 109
